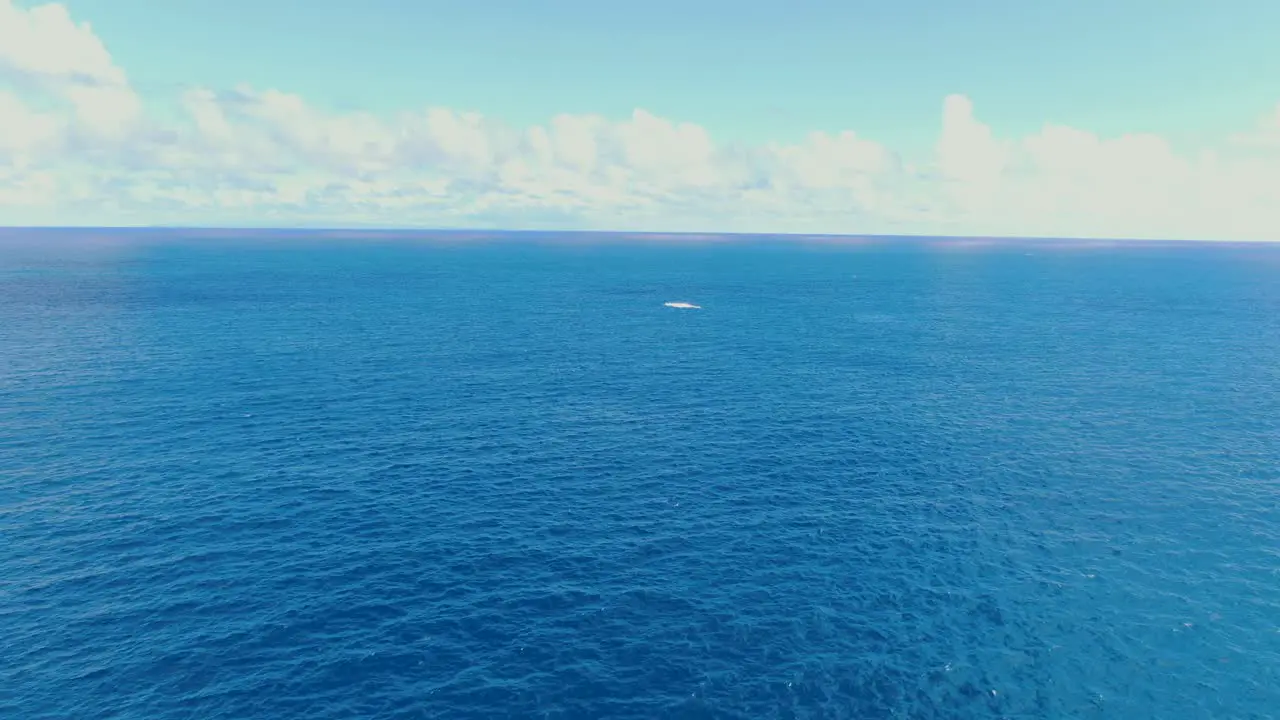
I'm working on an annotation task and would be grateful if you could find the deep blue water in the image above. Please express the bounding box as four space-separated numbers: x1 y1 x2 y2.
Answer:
2 231 1279 719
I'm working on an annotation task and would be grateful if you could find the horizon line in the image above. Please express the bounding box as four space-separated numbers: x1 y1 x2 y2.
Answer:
0 226 1277 246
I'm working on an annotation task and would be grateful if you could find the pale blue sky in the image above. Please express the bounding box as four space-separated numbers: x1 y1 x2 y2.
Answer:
4 0 1280 237
41 0 1280 155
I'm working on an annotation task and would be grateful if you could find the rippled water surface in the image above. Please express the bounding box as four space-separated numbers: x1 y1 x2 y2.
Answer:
3 231 1279 719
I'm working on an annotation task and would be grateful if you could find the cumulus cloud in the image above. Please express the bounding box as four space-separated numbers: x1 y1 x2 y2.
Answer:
0 89 61 160
0 0 140 137
1 0 1279 240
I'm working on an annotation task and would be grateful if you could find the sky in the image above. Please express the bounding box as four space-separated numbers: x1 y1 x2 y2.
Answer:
2 0 1280 239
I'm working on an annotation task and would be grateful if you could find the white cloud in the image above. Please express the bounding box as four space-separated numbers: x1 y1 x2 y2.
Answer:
0 1 117 81
0 165 57 206
938 94 1007 185
1229 102 1280 149
0 89 62 161
1 0 1279 240
0 0 140 136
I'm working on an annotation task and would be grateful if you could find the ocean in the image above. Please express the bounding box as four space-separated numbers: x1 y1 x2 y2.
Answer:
2 230 1278 719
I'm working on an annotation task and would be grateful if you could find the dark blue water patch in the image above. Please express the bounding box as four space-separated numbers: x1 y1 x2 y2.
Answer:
2 233 1279 719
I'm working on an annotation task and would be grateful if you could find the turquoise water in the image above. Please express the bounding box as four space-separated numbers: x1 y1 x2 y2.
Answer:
2 231 1279 719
